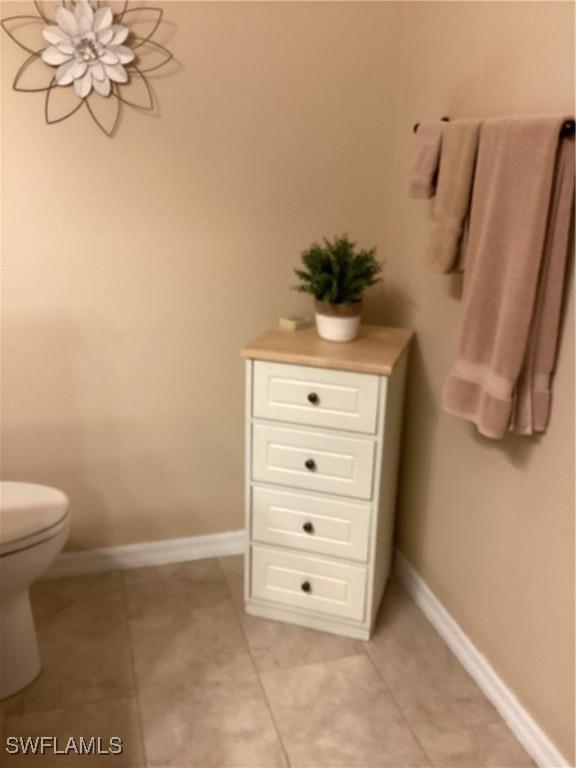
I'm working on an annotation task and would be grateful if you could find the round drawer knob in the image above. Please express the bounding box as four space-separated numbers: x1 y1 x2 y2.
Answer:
301 581 312 593
307 392 319 405
304 459 316 471
302 522 314 534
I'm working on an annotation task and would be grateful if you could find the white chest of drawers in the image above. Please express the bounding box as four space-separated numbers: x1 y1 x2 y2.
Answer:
241 325 412 640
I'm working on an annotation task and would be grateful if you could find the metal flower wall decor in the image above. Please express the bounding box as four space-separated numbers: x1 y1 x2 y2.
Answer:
1 0 173 136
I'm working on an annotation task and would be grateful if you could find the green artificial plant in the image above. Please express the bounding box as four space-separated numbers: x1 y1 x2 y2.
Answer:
293 235 382 305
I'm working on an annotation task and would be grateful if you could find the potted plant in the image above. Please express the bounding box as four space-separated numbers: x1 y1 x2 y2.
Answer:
293 234 382 342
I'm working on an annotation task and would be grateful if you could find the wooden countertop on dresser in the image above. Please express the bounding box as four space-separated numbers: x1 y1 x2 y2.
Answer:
241 325 413 376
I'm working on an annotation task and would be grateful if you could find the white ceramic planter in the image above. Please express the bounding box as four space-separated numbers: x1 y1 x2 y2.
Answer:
315 301 361 343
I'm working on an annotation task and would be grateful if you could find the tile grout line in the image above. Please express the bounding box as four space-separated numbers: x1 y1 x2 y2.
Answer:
361 640 435 768
252 650 294 768
119 569 150 768
217 557 293 768
4 692 139 720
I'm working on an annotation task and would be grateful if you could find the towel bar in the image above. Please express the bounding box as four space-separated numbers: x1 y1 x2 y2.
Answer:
413 117 575 137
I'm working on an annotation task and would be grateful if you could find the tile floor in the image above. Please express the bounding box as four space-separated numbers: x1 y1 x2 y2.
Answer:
0 556 535 767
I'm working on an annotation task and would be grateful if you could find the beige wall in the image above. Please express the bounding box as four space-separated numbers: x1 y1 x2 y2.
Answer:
363 2 574 762
1 0 573 761
1 0 403 545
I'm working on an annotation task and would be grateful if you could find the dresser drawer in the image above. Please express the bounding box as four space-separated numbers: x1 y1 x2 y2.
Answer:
252 423 375 500
253 361 380 434
251 545 368 622
252 486 370 562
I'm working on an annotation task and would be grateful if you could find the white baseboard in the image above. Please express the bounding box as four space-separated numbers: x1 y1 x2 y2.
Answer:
395 551 570 768
45 529 246 579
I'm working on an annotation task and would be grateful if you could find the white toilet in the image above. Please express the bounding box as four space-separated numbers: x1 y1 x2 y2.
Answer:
0 482 70 699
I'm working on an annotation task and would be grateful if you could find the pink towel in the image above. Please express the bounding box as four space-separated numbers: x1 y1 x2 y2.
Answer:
427 119 481 273
409 122 446 199
443 116 575 439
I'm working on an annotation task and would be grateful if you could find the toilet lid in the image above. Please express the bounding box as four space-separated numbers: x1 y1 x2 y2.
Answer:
0 482 70 547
